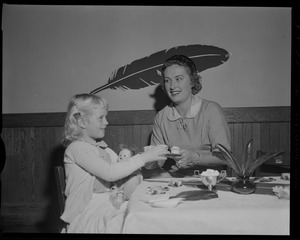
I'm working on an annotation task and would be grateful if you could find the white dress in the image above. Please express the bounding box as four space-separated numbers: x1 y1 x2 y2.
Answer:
62 140 142 233
67 192 128 233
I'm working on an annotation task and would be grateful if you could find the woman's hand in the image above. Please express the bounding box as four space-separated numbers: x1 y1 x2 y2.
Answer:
171 149 198 169
140 145 169 164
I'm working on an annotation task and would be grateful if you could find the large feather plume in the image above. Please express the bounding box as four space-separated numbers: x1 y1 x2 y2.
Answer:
90 44 230 94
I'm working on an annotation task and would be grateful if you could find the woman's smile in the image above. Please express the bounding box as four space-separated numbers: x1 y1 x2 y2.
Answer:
170 89 181 96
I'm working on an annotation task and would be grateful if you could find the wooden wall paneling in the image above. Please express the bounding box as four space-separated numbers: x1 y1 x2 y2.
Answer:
124 125 134 152
1 130 6 203
259 122 270 174
260 123 270 153
251 123 262 176
231 123 243 177
116 125 126 152
242 123 252 155
241 123 252 175
278 122 290 165
12 128 21 203
224 107 290 123
242 123 252 146
108 125 118 153
269 122 279 164
286 122 290 165
140 125 151 152
103 125 111 148
0 130 5 202
27 127 37 202
54 127 63 146
19 127 31 203
1 129 13 203
107 125 116 151
28 127 37 202
269 122 279 152
227 123 234 176
148 125 153 143
228 123 234 149
40 127 50 203
33 127 43 202
132 125 142 152
106 125 125 153
251 123 261 160
2 107 290 128
43 127 55 206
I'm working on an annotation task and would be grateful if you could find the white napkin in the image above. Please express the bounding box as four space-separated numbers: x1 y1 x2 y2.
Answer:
148 198 184 208
143 194 184 208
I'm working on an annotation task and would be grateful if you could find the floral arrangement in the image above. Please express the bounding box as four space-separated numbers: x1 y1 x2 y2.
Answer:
212 139 285 178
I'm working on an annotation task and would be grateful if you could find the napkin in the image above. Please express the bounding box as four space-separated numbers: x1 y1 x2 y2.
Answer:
148 198 184 208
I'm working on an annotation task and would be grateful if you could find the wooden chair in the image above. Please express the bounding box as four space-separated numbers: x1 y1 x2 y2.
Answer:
54 166 66 217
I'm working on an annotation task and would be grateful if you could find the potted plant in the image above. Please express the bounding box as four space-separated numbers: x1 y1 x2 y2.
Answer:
212 139 285 194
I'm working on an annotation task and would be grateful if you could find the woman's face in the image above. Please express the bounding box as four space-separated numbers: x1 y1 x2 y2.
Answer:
163 64 193 105
83 105 108 140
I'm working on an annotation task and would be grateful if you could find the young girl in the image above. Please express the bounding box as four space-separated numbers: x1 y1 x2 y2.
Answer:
60 93 169 233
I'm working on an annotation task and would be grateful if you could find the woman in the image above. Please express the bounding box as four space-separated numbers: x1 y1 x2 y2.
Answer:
145 55 231 175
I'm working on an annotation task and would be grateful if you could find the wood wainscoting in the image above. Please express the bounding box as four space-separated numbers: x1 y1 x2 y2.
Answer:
0 106 290 233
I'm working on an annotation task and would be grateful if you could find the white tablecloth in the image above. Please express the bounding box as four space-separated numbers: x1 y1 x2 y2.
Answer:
122 180 289 235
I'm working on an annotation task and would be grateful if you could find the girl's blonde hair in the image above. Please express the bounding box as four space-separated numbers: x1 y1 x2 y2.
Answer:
62 93 108 146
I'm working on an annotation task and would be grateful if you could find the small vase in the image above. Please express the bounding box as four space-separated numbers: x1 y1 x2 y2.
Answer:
232 176 256 194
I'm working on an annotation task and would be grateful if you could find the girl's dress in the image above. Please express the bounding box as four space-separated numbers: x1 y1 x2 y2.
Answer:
67 192 128 233
61 138 145 233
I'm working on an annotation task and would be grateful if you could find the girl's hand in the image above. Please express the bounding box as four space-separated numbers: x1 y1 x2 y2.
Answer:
140 145 169 163
171 149 198 169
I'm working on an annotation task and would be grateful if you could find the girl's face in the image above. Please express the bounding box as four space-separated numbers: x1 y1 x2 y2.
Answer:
82 104 108 140
163 64 193 105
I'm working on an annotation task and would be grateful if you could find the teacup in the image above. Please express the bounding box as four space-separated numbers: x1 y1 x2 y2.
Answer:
195 169 226 191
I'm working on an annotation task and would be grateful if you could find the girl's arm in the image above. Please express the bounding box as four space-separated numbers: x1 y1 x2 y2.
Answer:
67 142 145 182
67 142 168 182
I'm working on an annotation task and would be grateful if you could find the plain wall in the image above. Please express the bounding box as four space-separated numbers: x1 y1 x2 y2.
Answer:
2 5 291 113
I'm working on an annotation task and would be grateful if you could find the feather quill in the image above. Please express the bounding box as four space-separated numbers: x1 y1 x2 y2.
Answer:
90 44 230 94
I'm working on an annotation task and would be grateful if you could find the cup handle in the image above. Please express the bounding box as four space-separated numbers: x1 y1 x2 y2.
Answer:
217 170 227 183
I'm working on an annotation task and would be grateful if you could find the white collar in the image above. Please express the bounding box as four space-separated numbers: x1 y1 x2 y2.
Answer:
79 137 108 148
167 95 203 121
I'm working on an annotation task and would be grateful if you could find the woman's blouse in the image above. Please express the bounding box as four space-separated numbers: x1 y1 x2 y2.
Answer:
61 138 145 223
150 95 231 169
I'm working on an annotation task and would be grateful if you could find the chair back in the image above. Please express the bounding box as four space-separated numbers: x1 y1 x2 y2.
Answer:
54 166 66 216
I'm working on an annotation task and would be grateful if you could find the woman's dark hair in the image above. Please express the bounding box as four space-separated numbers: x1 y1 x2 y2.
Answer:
161 55 202 95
